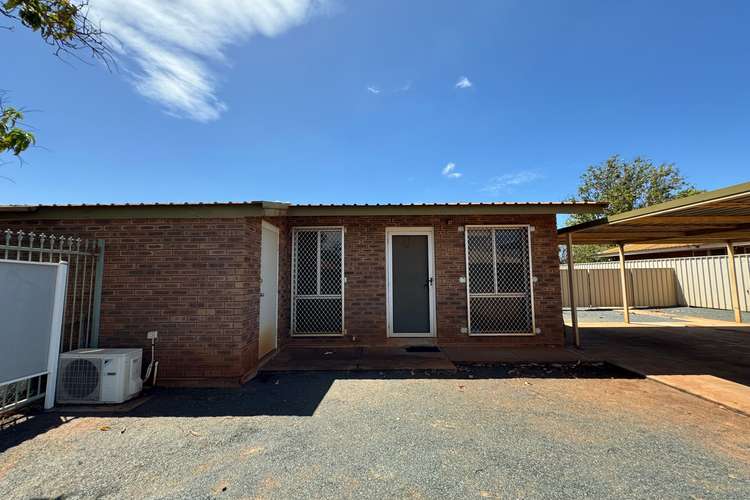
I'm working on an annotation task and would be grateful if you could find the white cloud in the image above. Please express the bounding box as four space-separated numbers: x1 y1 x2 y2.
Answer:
89 0 328 122
368 82 411 95
442 162 462 179
455 76 472 89
482 171 543 192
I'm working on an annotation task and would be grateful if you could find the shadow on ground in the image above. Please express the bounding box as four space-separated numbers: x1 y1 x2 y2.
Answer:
569 325 750 386
1 362 638 453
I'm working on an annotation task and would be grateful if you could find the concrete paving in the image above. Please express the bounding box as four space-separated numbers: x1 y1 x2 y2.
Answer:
441 346 580 363
265 321 750 417
564 306 750 327
564 307 688 325
572 324 750 415
663 306 750 324
261 345 582 372
261 346 457 371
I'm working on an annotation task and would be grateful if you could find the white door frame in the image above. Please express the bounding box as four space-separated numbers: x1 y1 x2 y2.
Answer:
259 221 280 356
385 227 437 338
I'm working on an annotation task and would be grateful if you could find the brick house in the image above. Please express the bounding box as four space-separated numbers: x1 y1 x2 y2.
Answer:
1 200 604 386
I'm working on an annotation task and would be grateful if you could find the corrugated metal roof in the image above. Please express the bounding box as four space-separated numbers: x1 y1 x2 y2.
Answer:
607 180 750 223
290 201 603 208
0 201 266 209
559 180 750 244
0 200 604 209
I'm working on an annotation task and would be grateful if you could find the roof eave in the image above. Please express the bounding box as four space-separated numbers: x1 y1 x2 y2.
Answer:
287 203 606 216
0 201 606 219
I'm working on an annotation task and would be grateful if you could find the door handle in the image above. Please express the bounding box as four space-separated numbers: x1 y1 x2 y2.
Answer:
425 277 434 287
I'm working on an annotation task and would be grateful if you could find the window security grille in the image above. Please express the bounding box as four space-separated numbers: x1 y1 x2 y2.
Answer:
465 226 534 334
291 228 344 335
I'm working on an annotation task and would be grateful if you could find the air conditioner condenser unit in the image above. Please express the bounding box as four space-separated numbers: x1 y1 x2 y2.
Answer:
57 348 143 404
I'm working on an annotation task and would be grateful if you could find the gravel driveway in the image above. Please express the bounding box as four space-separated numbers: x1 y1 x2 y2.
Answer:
1 364 749 499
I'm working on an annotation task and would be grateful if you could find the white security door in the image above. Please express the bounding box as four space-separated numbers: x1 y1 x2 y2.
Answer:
259 222 279 358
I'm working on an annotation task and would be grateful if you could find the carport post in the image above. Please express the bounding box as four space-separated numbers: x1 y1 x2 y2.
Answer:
725 241 743 323
618 243 630 324
565 233 580 347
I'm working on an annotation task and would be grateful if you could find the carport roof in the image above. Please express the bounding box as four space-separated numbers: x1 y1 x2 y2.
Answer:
558 180 750 244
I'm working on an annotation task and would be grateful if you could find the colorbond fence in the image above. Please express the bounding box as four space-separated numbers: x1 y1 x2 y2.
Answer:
560 254 750 312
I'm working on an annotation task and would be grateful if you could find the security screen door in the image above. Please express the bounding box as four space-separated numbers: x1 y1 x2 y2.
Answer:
291 227 344 335
465 226 534 335
387 229 435 337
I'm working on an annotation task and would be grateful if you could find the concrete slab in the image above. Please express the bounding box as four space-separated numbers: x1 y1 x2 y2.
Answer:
261 346 456 372
356 347 455 371
262 347 362 371
572 321 692 328
564 306 747 328
574 324 750 416
630 308 744 327
647 374 750 416
54 394 153 414
442 346 581 363
264 324 750 417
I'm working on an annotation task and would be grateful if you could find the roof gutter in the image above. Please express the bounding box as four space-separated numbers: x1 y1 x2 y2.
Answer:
0 206 39 213
287 203 607 216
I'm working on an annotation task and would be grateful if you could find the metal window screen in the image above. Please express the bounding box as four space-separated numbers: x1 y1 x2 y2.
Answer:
292 228 344 335
465 226 534 334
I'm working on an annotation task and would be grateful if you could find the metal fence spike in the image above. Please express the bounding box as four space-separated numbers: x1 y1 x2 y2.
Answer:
1 229 105 359
27 232 36 261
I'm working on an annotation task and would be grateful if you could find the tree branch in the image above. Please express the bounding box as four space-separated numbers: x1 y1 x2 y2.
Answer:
1 0 116 70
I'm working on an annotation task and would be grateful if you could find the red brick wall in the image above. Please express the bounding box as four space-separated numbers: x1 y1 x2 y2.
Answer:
282 214 563 347
1 217 262 386
2 212 564 386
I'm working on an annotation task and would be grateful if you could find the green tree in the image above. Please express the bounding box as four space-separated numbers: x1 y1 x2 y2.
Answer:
1 0 110 158
0 101 35 156
566 155 701 262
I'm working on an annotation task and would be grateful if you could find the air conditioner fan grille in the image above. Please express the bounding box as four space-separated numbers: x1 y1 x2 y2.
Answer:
60 358 101 401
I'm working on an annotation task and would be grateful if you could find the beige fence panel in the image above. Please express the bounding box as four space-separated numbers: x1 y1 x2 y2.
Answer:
560 267 676 308
589 269 623 307
630 268 677 307
560 268 590 308
561 254 750 311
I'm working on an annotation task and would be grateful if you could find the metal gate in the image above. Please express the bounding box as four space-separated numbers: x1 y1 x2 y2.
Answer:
465 226 535 335
1 229 104 414
2 229 105 352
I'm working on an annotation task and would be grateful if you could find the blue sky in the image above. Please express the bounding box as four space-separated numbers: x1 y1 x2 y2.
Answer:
3 0 749 215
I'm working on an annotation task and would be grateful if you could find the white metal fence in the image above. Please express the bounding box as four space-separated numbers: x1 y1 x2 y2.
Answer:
2 229 105 351
1 229 105 414
561 254 750 311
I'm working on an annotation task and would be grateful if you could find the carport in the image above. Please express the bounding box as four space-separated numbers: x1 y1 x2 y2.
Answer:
560 181 750 347
559 181 750 416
